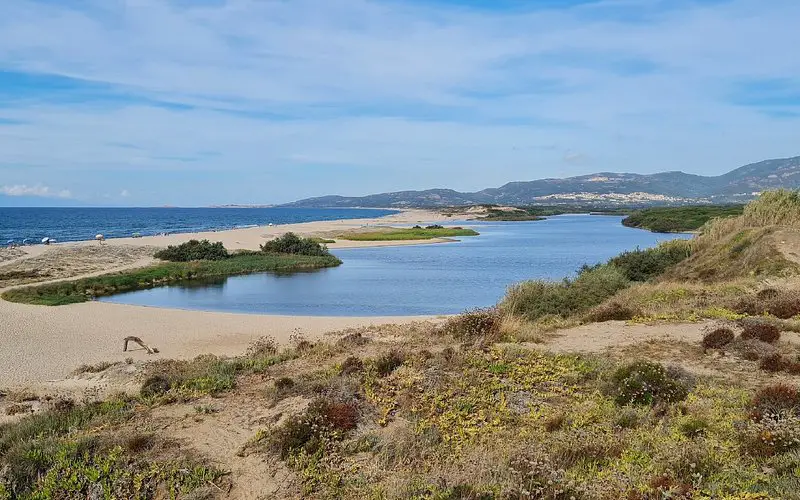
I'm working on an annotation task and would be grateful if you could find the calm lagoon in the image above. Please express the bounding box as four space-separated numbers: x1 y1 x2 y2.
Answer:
100 215 690 316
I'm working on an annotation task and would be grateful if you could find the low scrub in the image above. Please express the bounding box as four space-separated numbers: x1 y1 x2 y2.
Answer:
701 326 735 349
154 239 229 262
740 319 782 343
501 265 629 321
750 383 800 420
2 252 341 305
609 361 691 406
583 300 640 322
441 308 501 344
260 232 333 257
374 350 405 377
268 398 360 458
734 288 800 319
608 239 692 282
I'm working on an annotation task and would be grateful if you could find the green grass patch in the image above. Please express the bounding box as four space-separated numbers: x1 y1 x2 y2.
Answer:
622 205 744 233
336 227 478 241
2 252 342 306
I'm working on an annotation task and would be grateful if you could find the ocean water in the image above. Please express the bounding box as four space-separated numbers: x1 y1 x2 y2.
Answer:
0 207 397 244
101 215 692 316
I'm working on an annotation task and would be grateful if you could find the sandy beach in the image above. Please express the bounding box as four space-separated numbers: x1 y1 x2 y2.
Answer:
0 209 453 388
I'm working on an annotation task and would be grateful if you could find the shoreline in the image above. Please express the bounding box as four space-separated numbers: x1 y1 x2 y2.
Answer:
10 208 457 259
0 208 454 388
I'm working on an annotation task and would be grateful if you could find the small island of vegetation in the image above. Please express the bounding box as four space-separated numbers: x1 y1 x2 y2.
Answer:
336 225 479 241
622 205 744 233
2 234 341 306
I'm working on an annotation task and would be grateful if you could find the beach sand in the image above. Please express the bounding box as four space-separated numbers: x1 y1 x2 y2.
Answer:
0 209 452 388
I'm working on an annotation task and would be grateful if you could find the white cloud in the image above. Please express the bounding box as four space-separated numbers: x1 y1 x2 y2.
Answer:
120 189 130 197
0 0 798 204
0 184 72 198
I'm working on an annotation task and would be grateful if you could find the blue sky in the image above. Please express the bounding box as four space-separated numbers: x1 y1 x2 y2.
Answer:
0 0 799 206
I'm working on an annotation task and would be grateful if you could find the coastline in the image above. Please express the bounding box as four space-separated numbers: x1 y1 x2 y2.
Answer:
11 208 454 259
0 208 453 388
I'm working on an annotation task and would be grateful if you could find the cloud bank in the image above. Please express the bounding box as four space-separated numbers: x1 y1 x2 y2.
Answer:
0 0 798 205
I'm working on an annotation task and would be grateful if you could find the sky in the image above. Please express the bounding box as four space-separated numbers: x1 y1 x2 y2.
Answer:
0 0 799 207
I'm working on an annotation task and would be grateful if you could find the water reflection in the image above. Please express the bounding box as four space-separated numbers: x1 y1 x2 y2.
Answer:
102 216 690 316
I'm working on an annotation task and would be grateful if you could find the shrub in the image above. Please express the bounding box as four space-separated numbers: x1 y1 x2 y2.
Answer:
269 398 359 458
340 356 364 375
425 225 444 230
702 327 735 349
584 301 640 322
260 232 331 257
760 353 787 372
614 408 640 429
740 319 781 343
502 265 629 321
544 413 566 432
608 240 692 282
247 336 278 357
154 239 229 262
679 417 709 438
740 413 800 456
610 361 690 406
336 331 370 348
750 384 800 421
375 350 404 376
441 308 501 343
729 338 778 361
274 377 295 395
140 375 170 397
734 289 800 319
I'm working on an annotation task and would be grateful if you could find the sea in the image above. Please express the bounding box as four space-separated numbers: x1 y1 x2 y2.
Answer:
0 207 397 244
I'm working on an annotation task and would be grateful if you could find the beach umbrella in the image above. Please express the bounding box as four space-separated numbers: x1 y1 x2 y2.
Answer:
22 238 30 245
6 240 14 246
41 237 50 244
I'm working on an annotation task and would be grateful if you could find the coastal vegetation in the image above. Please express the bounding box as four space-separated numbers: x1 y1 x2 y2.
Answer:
2 237 341 306
622 205 744 233
260 232 334 256
501 239 693 322
336 226 479 241
154 239 229 261
9 190 800 497
7 318 800 497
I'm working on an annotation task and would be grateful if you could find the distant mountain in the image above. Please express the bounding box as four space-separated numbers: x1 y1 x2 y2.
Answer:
285 156 800 208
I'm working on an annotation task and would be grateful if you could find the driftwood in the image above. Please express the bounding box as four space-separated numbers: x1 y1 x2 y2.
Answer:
123 336 160 354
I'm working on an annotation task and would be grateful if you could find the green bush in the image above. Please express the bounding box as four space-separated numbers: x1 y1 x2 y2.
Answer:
154 239 229 262
610 361 690 406
502 265 630 321
260 232 332 256
608 240 692 282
